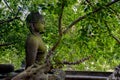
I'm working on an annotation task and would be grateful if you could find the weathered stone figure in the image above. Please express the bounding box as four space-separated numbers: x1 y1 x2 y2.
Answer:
24 11 65 80
25 11 47 69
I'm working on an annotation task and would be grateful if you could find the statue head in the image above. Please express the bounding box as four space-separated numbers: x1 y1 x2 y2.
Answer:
26 11 45 34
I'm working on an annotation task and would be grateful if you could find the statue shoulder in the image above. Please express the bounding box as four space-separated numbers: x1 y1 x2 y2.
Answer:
26 34 39 44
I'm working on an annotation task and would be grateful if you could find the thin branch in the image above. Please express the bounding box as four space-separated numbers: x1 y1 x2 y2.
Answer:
61 55 92 65
105 22 112 35
0 43 14 47
105 22 120 44
109 7 120 19
58 1 65 36
63 0 120 34
85 0 94 8
45 1 65 62
45 37 62 63
0 16 20 24
112 35 120 44
15 6 21 17
3 0 13 12
0 5 21 25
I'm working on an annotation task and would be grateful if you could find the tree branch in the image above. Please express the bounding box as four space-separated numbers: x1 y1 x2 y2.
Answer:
12 64 49 80
112 35 120 44
61 55 92 65
105 22 120 44
0 16 20 24
63 0 120 34
46 36 62 64
0 5 21 25
0 42 14 47
85 0 94 8
58 1 65 36
109 7 120 19
3 0 13 12
45 0 65 63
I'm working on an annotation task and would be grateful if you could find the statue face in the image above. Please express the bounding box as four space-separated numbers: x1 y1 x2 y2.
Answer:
34 20 45 33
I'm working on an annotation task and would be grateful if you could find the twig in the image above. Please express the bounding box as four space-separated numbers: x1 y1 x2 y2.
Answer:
105 22 112 35
0 16 20 24
105 22 120 44
61 55 92 65
0 7 21 24
85 0 94 8
63 0 120 34
15 6 21 17
46 37 62 63
109 7 120 19
0 5 21 25
3 0 13 12
112 35 120 44
58 1 65 36
0 42 14 47
46 0 65 63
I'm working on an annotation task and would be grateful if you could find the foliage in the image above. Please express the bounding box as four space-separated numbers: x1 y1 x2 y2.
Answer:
0 0 120 71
